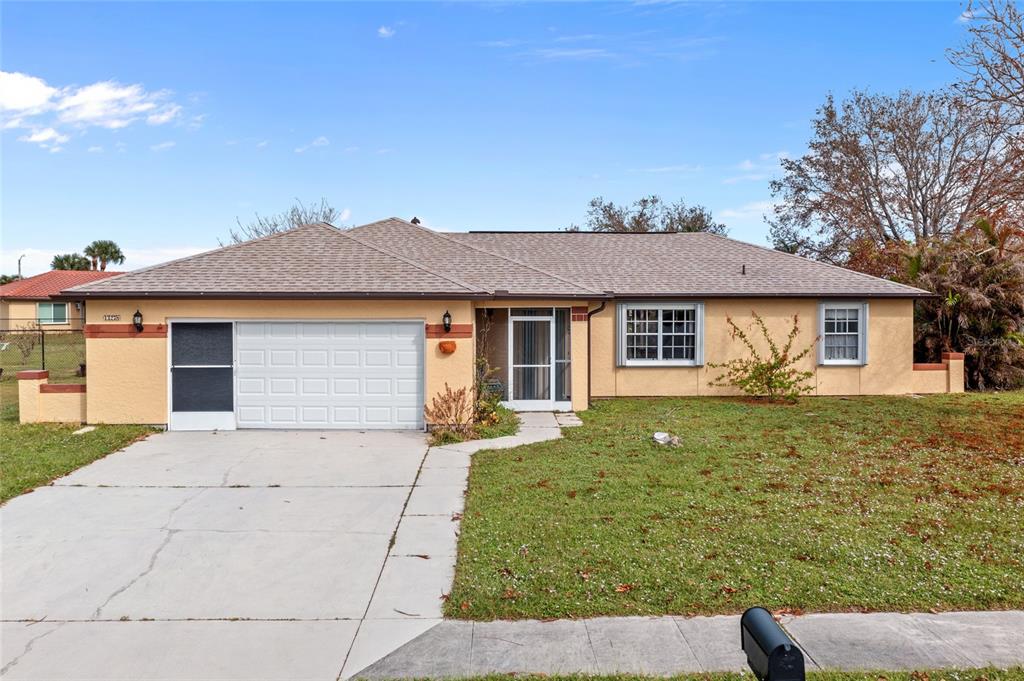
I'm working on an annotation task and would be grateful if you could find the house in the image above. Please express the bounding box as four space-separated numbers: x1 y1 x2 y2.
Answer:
29 218 962 429
1 270 121 331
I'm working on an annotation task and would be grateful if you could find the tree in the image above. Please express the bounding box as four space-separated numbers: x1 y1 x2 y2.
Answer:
225 198 342 244
571 195 727 234
768 90 1023 273
83 240 125 271
906 217 1024 390
0 274 21 285
51 253 91 271
950 0 1024 119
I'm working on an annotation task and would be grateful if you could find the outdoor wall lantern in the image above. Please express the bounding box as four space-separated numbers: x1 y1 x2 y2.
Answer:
132 309 144 333
442 310 452 333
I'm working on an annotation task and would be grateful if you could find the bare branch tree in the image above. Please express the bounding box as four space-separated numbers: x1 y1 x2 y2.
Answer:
769 89 1023 266
572 195 727 234
950 0 1024 118
225 198 344 244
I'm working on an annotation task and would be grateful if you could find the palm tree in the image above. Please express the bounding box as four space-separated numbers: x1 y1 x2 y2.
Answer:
83 240 126 271
51 253 92 270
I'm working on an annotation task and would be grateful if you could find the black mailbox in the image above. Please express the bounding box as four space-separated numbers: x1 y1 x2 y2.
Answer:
740 607 805 681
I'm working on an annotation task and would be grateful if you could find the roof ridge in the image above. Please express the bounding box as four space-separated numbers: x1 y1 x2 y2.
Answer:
697 231 930 295
389 217 603 295
62 223 331 294
337 226 483 294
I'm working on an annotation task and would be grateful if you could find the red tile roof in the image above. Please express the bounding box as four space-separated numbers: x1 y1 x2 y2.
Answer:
0 270 121 300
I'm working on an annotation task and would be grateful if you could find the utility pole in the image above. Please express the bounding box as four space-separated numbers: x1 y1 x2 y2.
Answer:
17 254 25 279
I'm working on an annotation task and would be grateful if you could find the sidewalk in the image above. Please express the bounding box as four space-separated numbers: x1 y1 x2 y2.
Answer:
356 610 1024 678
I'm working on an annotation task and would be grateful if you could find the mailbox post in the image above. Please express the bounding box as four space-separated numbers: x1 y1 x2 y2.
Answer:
740 607 805 681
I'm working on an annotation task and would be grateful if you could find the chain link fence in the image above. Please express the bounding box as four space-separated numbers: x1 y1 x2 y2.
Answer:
0 322 86 384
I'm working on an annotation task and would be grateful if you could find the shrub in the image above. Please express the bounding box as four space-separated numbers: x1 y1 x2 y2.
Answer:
424 383 475 445
906 218 1024 390
709 312 817 402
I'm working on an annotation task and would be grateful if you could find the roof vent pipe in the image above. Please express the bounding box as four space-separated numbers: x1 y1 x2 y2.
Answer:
742 264 747 275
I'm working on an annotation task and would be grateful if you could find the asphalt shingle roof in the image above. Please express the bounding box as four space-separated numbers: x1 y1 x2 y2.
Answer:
66 218 929 299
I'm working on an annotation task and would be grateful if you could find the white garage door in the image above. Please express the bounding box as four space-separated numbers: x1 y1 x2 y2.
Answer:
235 321 423 429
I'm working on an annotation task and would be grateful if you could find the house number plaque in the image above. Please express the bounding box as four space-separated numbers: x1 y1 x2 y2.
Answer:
103 314 121 321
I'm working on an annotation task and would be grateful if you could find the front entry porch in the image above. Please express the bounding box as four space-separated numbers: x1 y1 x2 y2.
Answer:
476 307 573 412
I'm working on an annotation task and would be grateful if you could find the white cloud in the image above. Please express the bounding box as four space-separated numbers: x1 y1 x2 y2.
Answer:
88 145 104 153
338 208 353 222
531 47 612 60
150 141 176 152
256 140 269 148
628 163 702 174
724 151 788 184
957 9 974 23
0 71 58 113
1 70 187 150
20 127 69 144
719 200 775 222
147 104 182 125
479 39 520 48
378 25 396 38
295 136 329 153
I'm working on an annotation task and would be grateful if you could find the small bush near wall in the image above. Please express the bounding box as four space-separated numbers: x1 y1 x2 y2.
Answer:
709 312 817 402
425 383 475 445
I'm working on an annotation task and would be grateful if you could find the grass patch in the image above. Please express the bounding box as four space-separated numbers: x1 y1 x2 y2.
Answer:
429 405 521 446
476 405 521 440
0 375 153 504
457 670 1024 681
448 393 1024 619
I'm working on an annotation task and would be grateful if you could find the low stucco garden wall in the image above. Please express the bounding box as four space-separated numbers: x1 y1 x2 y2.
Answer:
17 370 87 424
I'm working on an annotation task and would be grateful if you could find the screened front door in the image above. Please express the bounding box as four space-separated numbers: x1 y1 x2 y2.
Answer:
506 308 571 411
169 322 235 430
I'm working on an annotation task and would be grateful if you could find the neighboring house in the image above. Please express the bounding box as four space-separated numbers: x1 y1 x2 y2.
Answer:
54 218 962 430
0 270 121 331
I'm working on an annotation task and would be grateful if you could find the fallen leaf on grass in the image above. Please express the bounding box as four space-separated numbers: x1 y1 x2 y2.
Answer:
615 583 635 593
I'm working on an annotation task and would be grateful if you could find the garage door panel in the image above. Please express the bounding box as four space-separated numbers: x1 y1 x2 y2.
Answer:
236 321 423 429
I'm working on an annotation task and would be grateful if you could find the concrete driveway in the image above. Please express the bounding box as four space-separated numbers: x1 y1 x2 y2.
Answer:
1 429 469 680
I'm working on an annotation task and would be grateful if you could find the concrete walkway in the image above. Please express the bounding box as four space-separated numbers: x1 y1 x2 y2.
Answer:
341 411 565 677
356 610 1024 678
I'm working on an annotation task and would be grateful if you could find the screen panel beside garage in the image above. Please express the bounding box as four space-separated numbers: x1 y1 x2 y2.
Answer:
234 321 424 430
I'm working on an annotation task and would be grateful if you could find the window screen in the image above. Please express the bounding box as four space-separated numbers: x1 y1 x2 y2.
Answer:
171 323 233 366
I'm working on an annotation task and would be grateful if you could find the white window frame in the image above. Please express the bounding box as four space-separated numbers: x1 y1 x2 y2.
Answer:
37 302 68 325
818 301 869 366
616 301 704 367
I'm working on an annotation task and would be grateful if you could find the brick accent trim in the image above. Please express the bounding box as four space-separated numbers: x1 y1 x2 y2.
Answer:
84 323 168 339
941 352 965 360
425 323 473 339
40 384 86 393
16 370 49 380
571 306 588 322
913 363 947 371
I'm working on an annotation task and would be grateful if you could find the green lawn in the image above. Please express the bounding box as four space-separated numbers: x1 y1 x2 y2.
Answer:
0 376 153 504
447 392 1024 619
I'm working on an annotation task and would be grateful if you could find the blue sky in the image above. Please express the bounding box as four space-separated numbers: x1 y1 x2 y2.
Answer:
3 1 968 275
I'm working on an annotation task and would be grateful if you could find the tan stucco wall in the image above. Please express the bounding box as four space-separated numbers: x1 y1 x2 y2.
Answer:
85 299 475 425
590 298 954 397
18 376 86 424
18 377 43 423
1 299 83 330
